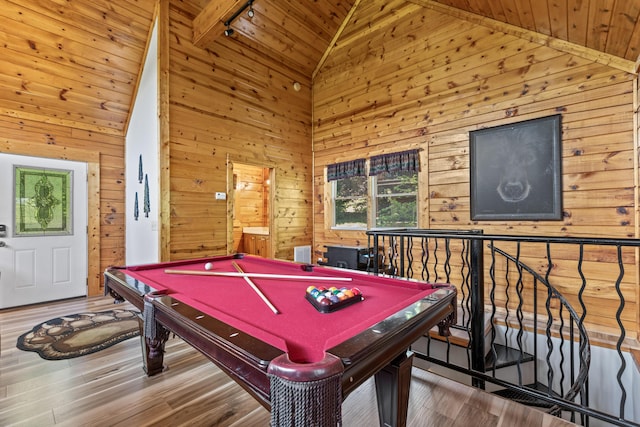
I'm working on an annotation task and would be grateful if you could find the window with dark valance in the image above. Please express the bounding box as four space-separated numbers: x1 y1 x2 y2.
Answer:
368 149 420 176
326 158 366 181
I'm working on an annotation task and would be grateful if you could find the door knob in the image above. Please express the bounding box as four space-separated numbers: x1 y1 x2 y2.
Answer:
0 241 6 247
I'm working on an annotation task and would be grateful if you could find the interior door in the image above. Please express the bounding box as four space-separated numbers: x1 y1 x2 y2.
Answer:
0 153 88 308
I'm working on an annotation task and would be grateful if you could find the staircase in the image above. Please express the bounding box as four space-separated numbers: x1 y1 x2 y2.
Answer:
412 309 537 389
412 313 561 409
411 307 577 419
364 229 640 425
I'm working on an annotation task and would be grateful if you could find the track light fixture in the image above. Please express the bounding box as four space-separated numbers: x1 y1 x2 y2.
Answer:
222 0 255 37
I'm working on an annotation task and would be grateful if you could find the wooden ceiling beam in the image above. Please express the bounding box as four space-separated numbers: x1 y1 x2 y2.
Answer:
312 0 363 81
193 0 245 48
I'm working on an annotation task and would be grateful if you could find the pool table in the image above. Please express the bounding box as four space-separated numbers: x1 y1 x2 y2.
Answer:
104 254 456 427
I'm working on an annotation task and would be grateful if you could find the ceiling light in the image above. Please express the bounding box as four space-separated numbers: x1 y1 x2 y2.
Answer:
223 0 256 37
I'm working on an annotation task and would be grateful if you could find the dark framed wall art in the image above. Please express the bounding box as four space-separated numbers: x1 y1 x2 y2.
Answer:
469 114 562 221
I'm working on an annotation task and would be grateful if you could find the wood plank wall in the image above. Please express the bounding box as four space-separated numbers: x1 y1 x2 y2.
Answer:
0 0 156 296
312 0 638 337
0 116 124 295
163 0 313 261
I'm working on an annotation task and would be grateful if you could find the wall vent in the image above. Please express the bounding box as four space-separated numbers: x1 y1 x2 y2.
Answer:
294 245 312 264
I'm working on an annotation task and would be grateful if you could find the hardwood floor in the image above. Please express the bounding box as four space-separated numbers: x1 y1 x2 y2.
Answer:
1 296 577 427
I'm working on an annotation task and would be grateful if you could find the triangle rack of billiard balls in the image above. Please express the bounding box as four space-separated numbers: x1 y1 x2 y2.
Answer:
305 286 363 313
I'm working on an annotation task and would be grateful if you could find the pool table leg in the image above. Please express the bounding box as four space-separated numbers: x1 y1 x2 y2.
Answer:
141 322 170 376
374 350 414 427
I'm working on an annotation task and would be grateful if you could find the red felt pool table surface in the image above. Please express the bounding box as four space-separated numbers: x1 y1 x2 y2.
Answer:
121 254 445 363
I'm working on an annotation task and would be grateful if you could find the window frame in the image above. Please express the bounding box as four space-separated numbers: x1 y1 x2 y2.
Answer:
329 165 419 230
331 174 369 230
371 169 419 229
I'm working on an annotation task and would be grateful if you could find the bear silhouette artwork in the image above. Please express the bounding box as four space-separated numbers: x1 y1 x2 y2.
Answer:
470 116 560 220
495 133 538 204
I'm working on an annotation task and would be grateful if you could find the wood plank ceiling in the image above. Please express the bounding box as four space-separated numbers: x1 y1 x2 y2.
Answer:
0 0 157 136
432 0 640 64
0 0 638 137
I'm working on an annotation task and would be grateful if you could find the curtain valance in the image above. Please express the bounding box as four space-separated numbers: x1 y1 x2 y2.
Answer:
369 149 420 176
326 158 366 181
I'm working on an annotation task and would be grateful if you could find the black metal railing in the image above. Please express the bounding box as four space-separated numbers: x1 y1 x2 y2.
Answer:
366 229 640 427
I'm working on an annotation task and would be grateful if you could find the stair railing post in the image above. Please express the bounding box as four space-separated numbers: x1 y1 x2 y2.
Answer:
470 234 485 389
399 235 405 277
373 234 380 274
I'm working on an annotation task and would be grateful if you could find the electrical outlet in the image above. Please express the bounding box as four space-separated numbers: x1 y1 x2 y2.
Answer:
215 192 226 200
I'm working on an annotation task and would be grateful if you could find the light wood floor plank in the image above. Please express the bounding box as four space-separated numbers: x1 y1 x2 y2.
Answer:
1 296 577 426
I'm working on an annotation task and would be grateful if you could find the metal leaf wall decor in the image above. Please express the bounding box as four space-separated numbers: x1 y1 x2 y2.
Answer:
134 192 139 221
143 174 150 218
133 155 151 220
138 155 143 184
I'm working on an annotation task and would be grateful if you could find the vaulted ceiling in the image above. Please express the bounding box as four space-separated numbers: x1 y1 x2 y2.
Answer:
0 0 157 136
431 0 640 64
1 0 637 137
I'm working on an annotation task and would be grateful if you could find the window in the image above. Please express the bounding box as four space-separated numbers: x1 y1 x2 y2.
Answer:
333 175 368 229
328 150 419 229
373 170 418 228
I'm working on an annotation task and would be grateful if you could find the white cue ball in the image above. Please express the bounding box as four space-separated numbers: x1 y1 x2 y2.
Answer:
204 262 213 270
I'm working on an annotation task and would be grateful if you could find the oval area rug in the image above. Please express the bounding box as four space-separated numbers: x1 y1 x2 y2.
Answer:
16 309 140 360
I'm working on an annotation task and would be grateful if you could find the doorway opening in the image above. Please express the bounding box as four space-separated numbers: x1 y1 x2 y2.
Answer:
229 162 273 257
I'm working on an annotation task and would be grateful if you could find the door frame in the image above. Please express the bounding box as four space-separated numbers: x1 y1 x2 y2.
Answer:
1 145 101 296
226 154 276 257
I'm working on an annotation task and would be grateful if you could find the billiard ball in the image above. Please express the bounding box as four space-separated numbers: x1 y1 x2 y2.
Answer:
204 262 213 270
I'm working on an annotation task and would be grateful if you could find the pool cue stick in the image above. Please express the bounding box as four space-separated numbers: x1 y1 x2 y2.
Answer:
163 269 352 282
231 261 279 315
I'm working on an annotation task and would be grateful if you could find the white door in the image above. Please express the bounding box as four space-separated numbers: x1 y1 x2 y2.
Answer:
0 153 87 308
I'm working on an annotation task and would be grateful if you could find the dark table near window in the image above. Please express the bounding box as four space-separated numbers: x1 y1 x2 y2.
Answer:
323 245 374 270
